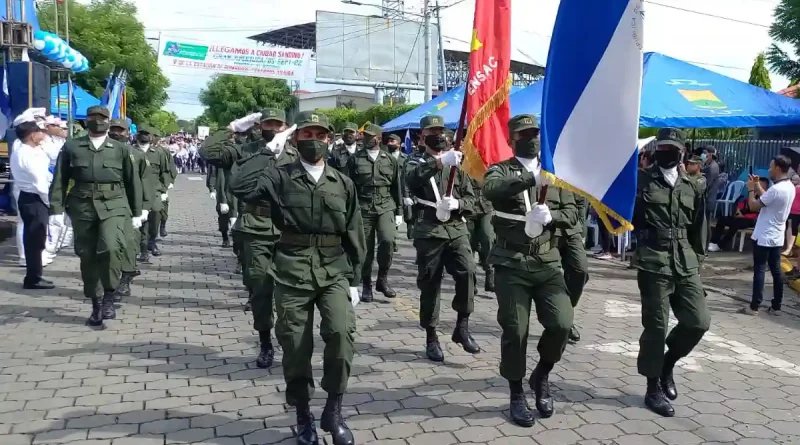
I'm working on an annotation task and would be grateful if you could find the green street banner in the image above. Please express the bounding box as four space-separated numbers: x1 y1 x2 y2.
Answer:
157 36 311 81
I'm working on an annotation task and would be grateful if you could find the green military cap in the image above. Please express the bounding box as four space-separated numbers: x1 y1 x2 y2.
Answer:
656 127 686 150
294 111 334 132
444 129 455 139
420 115 445 130
363 123 383 136
110 118 129 130
138 124 160 137
342 122 359 132
387 134 402 143
508 114 539 133
686 155 703 164
86 105 110 119
260 108 286 123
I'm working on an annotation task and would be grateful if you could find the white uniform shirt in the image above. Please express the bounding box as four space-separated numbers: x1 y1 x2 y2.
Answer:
10 142 52 205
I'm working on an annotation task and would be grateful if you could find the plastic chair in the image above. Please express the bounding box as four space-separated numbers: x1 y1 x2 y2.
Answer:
732 228 753 253
715 181 745 217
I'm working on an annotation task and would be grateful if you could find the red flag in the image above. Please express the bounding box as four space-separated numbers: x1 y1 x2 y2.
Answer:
461 0 513 181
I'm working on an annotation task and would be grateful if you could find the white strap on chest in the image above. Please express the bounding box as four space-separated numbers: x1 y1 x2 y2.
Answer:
429 176 442 203
519 171 533 212
415 198 437 208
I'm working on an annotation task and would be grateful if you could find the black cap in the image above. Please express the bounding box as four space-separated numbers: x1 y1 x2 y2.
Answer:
656 128 686 150
87 106 110 119
387 134 402 143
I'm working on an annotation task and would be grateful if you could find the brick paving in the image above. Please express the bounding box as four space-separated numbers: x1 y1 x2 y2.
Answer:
0 174 799 444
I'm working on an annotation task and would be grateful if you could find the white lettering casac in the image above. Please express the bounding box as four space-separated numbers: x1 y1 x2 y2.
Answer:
468 56 498 96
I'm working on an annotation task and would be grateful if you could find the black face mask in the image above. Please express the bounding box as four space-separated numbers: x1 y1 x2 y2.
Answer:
297 140 329 163
108 133 126 142
87 120 110 134
137 134 151 144
342 134 355 145
387 143 399 152
261 129 276 143
514 137 540 158
654 149 682 169
424 134 447 152
364 137 378 150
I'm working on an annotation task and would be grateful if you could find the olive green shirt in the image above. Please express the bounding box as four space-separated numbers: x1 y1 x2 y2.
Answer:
346 148 402 216
328 143 360 176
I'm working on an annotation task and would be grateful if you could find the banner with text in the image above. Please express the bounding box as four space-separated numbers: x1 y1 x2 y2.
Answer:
157 36 311 81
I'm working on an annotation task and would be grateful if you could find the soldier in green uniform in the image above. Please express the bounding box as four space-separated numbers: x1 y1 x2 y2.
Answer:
405 115 479 362
108 119 148 298
685 155 707 192
49 106 143 327
158 143 178 237
346 123 402 302
386 134 413 246
242 111 365 445
555 191 588 343
633 128 709 418
328 122 360 175
467 177 496 293
230 108 298 368
404 135 426 242
483 114 578 427
134 126 173 263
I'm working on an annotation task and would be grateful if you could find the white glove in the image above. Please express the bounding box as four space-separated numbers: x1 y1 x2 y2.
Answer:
49 213 65 227
349 287 361 308
440 150 463 168
530 204 553 226
220 203 230 214
524 211 544 238
442 196 459 211
395 215 404 227
228 112 262 133
403 197 414 206
266 125 297 153
230 217 237 228
168 183 174 190
141 210 149 221
132 216 142 229
160 193 168 202
210 191 217 200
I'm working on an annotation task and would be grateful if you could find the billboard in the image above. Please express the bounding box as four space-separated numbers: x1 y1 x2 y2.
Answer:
157 36 312 81
315 11 439 86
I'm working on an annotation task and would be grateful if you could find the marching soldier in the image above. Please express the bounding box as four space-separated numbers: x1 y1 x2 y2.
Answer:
158 142 178 237
555 192 588 343
134 126 173 263
483 114 578 427
230 108 298 369
633 128 709 417
200 130 237 248
386 134 414 245
346 123 402 302
242 111 365 445
108 119 148 298
468 176 496 293
404 135 426 241
328 122 360 175
49 105 143 327
405 115 479 362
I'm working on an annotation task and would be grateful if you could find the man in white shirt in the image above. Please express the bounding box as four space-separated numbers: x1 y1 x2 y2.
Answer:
740 154 796 316
10 121 54 289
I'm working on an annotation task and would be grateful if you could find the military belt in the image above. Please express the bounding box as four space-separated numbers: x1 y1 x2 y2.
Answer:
71 182 121 192
279 233 342 247
493 210 526 222
496 238 552 256
641 228 688 240
244 203 271 217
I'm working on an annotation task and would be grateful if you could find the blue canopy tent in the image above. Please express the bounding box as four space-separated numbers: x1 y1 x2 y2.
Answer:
509 80 544 118
51 83 101 120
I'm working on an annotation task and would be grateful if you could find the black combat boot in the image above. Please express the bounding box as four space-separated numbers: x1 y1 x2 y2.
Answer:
256 331 275 369
295 400 319 445
221 236 231 248
101 291 116 320
375 275 396 298
568 325 581 344
86 298 103 327
114 273 133 301
234 261 242 275
150 242 161 257
452 313 480 354
321 393 354 445
661 349 679 401
361 280 374 303
484 267 495 292
138 247 150 264
425 327 444 362
509 380 535 427
160 222 168 237
645 377 675 417
529 361 555 418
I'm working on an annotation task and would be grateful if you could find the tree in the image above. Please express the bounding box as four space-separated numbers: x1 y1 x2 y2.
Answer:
766 0 800 84
749 53 772 90
315 104 417 132
37 0 169 125
195 112 218 132
199 75 296 127
149 110 180 135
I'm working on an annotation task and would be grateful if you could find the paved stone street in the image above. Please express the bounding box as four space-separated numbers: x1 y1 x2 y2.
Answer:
1 174 800 445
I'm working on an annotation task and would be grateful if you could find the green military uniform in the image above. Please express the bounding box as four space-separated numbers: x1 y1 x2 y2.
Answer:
405 147 426 240
134 126 172 260
467 176 496 292
483 114 577 426
405 115 479 362
49 105 143 326
685 155 707 193
386 135 414 236
243 111 365 445
346 123 402 301
633 128 709 418
158 144 178 237
328 122 361 176
554 191 588 343
230 108 298 369
200 129 241 248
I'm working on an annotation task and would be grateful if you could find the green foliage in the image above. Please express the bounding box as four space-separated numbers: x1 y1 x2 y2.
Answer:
37 0 170 124
315 104 417 132
194 113 218 132
749 53 773 90
639 127 750 141
199 75 296 127
767 0 800 83
149 110 180 136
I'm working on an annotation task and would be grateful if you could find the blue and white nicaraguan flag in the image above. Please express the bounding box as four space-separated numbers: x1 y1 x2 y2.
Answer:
540 0 644 234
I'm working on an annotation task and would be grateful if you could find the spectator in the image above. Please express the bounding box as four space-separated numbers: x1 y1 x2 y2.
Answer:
707 177 767 252
739 155 795 316
702 146 721 222
783 175 800 257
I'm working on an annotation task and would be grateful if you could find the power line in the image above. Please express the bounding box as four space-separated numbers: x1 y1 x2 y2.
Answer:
392 21 424 94
646 1 771 28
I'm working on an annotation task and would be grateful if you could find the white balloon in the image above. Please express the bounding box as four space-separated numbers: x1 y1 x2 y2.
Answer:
33 40 45 50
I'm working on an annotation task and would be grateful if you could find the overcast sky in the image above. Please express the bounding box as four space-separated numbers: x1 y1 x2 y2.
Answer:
128 0 784 119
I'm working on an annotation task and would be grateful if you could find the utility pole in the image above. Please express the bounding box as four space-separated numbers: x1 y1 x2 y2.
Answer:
65 0 73 136
435 0 446 92
422 0 432 101
54 0 61 120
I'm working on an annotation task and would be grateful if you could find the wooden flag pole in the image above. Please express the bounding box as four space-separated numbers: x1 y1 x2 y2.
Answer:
444 89 470 197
